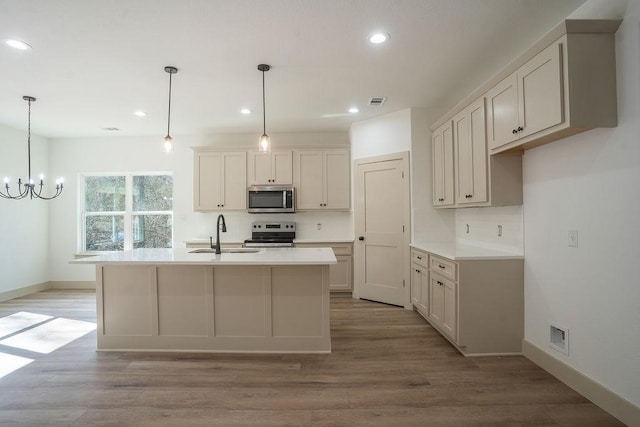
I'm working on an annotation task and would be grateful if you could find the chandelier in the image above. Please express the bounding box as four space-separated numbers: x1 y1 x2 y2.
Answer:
163 66 178 153
1 96 64 200
258 64 271 152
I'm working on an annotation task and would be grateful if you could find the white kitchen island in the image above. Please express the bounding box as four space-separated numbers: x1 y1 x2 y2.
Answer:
71 247 336 353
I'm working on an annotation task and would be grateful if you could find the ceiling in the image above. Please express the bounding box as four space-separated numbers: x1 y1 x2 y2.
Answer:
0 0 585 139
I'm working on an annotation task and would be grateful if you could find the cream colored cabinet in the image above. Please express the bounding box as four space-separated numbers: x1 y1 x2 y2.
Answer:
487 40 563 151
194 151 247 211
294 149 350 211
429 272 457 341
410 245 524 356
295 242 353 292
453 98 488 205
248 150 293 185
432 121 454 207
411 249 429 315
486 27 618 154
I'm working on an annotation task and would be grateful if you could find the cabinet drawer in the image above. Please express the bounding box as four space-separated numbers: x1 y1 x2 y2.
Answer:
411 250 429 268
430 256 457 281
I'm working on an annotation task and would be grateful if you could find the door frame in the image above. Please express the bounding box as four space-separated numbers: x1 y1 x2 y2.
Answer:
353 151 412 309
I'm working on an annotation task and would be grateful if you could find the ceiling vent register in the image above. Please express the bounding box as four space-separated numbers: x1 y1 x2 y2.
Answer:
368 97 386 106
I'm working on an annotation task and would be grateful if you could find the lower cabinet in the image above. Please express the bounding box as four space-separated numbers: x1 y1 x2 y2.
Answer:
429 273 457 341
295 242 353 292
410 246 524 356
411 249 429 316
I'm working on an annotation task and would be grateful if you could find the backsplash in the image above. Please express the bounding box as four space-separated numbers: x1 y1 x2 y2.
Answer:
455 206 524 253
185 211 354 244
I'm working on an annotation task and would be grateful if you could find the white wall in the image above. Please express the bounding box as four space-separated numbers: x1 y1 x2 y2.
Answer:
0 123 50 295
48 132 352 282
523 0 640 406
455 206 523 253
350 108 455 243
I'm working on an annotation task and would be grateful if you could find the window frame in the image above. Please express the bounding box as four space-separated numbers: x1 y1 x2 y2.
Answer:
79 172 173 253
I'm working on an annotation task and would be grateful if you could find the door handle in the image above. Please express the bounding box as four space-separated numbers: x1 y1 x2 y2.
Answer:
358 236 365 241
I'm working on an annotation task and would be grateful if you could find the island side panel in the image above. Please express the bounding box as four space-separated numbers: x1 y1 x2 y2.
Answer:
96 263 331 353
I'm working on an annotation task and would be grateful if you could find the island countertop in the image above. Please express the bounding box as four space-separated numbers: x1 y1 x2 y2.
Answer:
70 247 337 266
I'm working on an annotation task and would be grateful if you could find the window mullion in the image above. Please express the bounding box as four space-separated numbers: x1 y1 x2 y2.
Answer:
124 174 133 250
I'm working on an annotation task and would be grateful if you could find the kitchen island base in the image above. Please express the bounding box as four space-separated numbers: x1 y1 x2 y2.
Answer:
96 264 331 353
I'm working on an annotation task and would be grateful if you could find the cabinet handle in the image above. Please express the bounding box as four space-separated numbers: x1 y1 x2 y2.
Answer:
417 256 422 260
437 281 443 286
416 269 420 273
438 265 445 269
517 126 523 132
217 204 220 207
358 236 365 241
512 129 517 134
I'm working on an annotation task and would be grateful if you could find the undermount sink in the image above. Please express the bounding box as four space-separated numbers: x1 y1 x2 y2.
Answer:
189 248 261 254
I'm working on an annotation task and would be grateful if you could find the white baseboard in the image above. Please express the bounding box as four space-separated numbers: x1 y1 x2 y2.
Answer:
523 339 640 427
48 281 96 290
0 282 49 303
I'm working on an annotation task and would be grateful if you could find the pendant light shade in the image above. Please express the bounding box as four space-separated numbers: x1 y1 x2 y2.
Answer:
163 66 178 153
1 96 64 200
258 64 271 152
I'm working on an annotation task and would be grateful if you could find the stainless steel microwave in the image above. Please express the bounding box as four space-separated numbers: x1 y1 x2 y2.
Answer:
247 185 295 213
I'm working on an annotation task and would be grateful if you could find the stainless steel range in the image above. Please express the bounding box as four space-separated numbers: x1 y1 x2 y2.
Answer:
243 221 295 248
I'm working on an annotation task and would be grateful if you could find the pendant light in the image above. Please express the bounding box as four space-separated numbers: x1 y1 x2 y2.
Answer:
258 64 271 152
163 66 178 153
1 96 64 200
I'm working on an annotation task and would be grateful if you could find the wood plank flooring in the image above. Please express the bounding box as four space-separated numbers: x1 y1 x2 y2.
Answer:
0 290 624 426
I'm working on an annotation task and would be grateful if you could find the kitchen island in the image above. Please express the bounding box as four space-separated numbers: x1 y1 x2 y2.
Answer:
71 247 336 353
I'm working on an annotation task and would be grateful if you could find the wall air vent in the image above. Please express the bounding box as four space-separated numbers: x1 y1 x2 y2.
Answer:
368 97 386 106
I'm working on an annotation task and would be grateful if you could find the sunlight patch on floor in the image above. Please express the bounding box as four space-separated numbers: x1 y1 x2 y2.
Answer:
0 318 96 354
0 311 53 339
0 352 33 379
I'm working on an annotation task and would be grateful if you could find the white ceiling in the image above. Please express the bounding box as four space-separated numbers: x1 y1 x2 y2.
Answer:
0 0 585 139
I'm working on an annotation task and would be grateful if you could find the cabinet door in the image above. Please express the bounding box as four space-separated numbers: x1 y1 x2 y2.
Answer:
194 152 222 211
220 152 247 210
248 151 272 185
272 150 293 185
330 255 352 291
324 150 350 209
453 110 471 204
468 99 488 204
486 73 519 150
429 273 457 341
418 268 429 315
518 40 564 139
432 122 454 206
295 151 324 210
411 263 422 306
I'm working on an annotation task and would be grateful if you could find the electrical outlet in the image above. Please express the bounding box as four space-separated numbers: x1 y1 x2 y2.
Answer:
568 229 578 247
549 324 569 355
466 224 470 234
497 225 502 237
316 223 322 231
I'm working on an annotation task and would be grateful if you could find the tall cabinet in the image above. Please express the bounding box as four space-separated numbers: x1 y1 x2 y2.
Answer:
432 122 454 207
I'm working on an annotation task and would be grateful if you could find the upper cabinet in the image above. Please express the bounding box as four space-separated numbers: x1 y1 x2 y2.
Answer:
248 150 293 185
294 149 350 210
194 151 247 211
432 121 454 207
453 98 488 205
433 19 621 156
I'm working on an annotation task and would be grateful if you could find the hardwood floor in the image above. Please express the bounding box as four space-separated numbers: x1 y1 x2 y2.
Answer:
0 290 624 426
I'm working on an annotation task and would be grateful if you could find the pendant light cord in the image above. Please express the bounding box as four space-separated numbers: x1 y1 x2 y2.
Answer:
262 69 266 135
27 98 32 182
167 71 173 136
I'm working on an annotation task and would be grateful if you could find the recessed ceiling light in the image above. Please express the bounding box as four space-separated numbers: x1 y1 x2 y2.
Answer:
134 111 147 117
240 108 252 115
349 107 359 113
369 32 389 44
5 39 32 50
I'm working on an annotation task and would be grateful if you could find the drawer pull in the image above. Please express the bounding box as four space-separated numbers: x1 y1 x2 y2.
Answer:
437 281 443 286
438 264 445 269
417 256 422 260
415 269 420 273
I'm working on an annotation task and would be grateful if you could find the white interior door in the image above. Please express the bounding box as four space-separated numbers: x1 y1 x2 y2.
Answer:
354 152 410 307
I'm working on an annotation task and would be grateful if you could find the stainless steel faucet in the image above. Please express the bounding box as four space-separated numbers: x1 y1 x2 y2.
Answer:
210 214 227 254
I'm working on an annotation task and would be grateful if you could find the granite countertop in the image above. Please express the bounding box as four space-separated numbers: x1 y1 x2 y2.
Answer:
411 242 524 261
70 247 337 266
184 238 354 244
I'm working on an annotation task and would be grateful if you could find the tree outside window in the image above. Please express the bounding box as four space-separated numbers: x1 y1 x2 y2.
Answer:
82 174 173 252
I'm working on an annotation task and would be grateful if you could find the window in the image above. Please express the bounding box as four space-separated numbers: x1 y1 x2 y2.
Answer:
81 173 173 252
